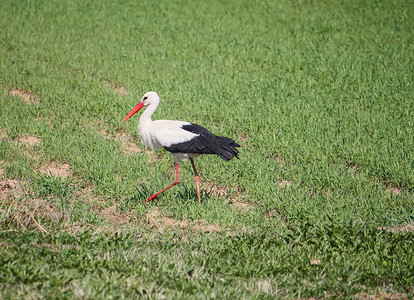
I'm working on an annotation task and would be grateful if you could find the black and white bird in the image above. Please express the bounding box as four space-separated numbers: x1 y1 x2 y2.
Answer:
122 91 240 203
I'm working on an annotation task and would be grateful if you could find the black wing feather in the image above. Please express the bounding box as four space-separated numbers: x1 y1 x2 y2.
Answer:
163 123 240 161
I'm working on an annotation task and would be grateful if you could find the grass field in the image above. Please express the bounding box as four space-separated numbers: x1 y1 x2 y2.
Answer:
1 0 413 298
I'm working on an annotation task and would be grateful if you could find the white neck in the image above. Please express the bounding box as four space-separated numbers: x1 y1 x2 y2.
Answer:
137 101 160 150
138 101 159 128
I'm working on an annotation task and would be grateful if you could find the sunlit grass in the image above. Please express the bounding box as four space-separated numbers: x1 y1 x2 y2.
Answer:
0 0 413 298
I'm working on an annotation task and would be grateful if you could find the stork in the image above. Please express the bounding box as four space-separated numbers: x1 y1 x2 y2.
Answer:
122 91 240 203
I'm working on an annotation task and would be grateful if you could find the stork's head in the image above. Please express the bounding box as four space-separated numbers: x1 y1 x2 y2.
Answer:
122 91 160 122
141 91 160 106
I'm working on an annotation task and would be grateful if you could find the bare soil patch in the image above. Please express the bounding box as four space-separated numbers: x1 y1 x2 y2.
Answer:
100 205 135 225
386 186 401 195
278 179 293 188
147 208 190 228
203 181 252 210
310 259 321 265
1 197 61 232
104 80 128 95
193 220 222 233
379 223 414 234
203 181 228 198
147 208 222 233
357 292 409 299
266 210 278 218
9 88 39 104
231 201 251 211
0 128 7 139
30 199 61 221
96 202 222 234
273 155 290 167
16 135 41 146
0 161 5 178
0 179 23 200
72 179 138 227
40 162 71 178
0 178 62 232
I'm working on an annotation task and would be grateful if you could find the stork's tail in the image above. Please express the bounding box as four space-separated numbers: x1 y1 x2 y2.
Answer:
215 136 240 161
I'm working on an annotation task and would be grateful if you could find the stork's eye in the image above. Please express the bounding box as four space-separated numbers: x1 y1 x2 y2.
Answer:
143 96 148 102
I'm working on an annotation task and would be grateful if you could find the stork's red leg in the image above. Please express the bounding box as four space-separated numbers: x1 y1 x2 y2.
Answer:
190 158 201 204
145 163 180 202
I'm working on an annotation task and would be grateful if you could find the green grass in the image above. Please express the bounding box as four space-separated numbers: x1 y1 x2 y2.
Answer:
1 0 413 298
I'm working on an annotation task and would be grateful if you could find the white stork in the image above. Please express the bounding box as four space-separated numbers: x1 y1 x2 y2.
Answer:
122 91 240 203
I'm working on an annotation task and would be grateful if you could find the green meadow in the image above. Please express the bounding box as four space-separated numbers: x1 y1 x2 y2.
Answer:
1 0 413 298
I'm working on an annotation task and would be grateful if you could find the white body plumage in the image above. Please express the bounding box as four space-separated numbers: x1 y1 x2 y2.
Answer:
137 93 201 162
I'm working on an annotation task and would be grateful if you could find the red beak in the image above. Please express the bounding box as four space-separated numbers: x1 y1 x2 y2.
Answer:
122 102 145 122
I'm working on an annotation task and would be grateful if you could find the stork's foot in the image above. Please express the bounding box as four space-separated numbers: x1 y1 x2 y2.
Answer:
143 163 180 204
144 195 158 202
